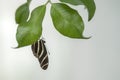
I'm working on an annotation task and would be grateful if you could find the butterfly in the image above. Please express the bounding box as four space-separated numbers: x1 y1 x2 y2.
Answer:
31 39 49 70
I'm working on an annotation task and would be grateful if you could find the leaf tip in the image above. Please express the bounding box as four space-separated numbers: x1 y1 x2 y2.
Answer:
11 46 19 49
81 36 92 39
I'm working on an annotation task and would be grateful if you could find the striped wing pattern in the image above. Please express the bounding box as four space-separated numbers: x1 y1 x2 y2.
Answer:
31 39 49 70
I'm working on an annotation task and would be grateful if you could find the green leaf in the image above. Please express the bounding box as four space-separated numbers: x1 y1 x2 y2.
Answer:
51 3 88 39
59 0 83 5
16 5 46 48
15 0 31 24
59 0 96 21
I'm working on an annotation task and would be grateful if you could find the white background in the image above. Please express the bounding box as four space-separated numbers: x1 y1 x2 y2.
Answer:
0 0 120 80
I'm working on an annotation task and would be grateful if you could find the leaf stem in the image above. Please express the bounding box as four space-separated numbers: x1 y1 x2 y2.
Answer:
45 0 52 5
27 0 32 6
27 0 32 3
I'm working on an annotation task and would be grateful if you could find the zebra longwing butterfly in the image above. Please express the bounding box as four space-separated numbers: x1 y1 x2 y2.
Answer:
31 39 49 70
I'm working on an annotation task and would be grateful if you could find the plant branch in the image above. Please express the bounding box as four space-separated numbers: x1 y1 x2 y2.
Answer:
45 0 52 5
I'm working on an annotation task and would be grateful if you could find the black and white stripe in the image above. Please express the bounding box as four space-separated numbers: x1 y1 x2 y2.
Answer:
31 39 49 70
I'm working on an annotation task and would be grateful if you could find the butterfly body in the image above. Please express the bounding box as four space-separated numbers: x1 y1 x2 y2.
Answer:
31 39 49 70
